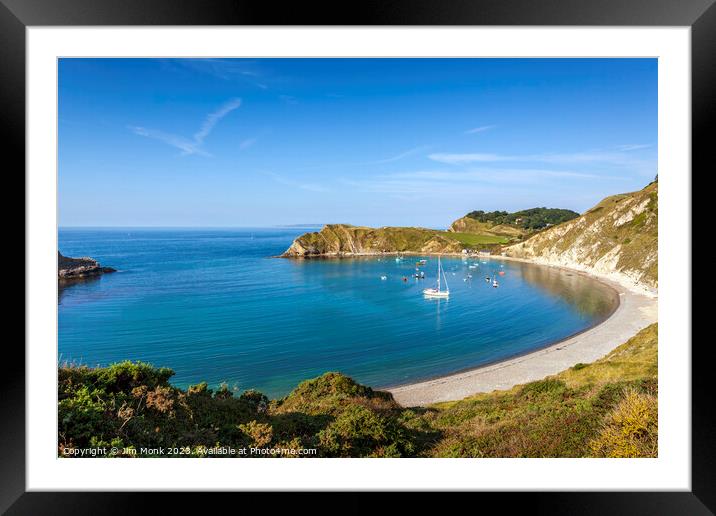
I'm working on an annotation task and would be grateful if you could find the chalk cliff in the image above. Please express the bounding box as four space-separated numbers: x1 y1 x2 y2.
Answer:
504 182 658 294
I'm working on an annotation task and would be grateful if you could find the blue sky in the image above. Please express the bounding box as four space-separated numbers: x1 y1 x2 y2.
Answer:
58 58 657 228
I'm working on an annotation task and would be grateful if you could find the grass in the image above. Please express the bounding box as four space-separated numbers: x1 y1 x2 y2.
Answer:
58 324 658 458
409 323 658 457
442 232 510 246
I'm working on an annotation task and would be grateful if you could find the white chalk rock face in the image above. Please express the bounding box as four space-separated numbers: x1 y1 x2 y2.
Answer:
504 182 658 295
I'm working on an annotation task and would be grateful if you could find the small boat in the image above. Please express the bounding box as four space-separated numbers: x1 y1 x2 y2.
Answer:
485 276 491 282
423 256 450 298
380 275 387 280
493 278 499 288
498 271 505 276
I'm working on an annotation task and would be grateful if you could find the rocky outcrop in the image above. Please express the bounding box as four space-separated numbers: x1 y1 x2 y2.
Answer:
282 224 463 257
58 252 116 280
504 182 658 294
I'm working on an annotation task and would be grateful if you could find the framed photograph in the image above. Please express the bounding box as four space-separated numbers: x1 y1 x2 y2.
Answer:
7 0 710 511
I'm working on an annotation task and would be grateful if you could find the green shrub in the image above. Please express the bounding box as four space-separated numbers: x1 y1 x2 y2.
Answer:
519 378 567 398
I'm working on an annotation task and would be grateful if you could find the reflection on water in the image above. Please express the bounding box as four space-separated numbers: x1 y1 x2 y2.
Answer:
425 296 448 331
518 264 618 319
58 275 103 305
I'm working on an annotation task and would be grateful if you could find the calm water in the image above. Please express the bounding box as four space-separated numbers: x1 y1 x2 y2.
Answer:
58 228 617 398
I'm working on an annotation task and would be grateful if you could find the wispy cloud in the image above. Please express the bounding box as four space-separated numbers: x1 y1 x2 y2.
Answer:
131 98 241 156
429 153 502 164
616 143 652 151
194 98 242 146
287 144 432 173
428 150 654 169
369 145 431 165
388 169 609 181
264 171 329 193
129 126 211 157
164 59 268 90
340 166 621 201
239 137 258 151
279 95 298 105
465 125 496 134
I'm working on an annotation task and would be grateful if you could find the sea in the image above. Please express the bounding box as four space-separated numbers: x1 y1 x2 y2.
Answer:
58 227 618 398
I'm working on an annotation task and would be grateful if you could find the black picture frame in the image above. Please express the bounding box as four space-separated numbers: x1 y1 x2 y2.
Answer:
5 0 710 512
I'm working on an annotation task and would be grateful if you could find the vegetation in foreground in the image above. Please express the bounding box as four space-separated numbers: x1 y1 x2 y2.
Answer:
58 324 657 458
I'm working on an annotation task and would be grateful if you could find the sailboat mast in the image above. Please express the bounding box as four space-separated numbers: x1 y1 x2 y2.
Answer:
437 256 441 291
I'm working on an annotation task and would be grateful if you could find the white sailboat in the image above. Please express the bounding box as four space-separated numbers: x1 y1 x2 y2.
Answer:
423 256 450 298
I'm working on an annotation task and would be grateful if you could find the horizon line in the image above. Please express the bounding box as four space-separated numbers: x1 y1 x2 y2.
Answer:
58 224 327 229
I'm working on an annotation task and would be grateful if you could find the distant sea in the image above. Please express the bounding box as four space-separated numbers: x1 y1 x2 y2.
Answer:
58 228 617 398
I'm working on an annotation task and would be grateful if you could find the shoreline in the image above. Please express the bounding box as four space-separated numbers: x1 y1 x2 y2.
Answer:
379 279 621 390
279 251 657 298
386 270 657 406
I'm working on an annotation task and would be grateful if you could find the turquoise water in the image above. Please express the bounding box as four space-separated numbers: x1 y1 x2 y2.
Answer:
58 228 617 398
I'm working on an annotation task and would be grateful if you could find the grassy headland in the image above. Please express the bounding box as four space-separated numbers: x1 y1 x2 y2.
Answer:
58 324 657 458
280 206 576 257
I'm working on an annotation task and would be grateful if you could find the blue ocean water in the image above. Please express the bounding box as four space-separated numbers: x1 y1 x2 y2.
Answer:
58 228 617 398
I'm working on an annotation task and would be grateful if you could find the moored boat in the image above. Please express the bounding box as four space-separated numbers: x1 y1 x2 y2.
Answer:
423 256 450 298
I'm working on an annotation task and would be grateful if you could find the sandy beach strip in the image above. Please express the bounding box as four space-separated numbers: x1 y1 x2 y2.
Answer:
387 271 658 407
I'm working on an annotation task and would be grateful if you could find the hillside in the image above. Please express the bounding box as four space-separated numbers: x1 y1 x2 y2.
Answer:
448 217 524 239
451 207 579 236
282 206 581 258
504 182 658 293
57 324 657 458
281 224 466 257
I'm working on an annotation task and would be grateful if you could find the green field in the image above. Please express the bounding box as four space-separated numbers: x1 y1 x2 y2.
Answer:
442 231 510 245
